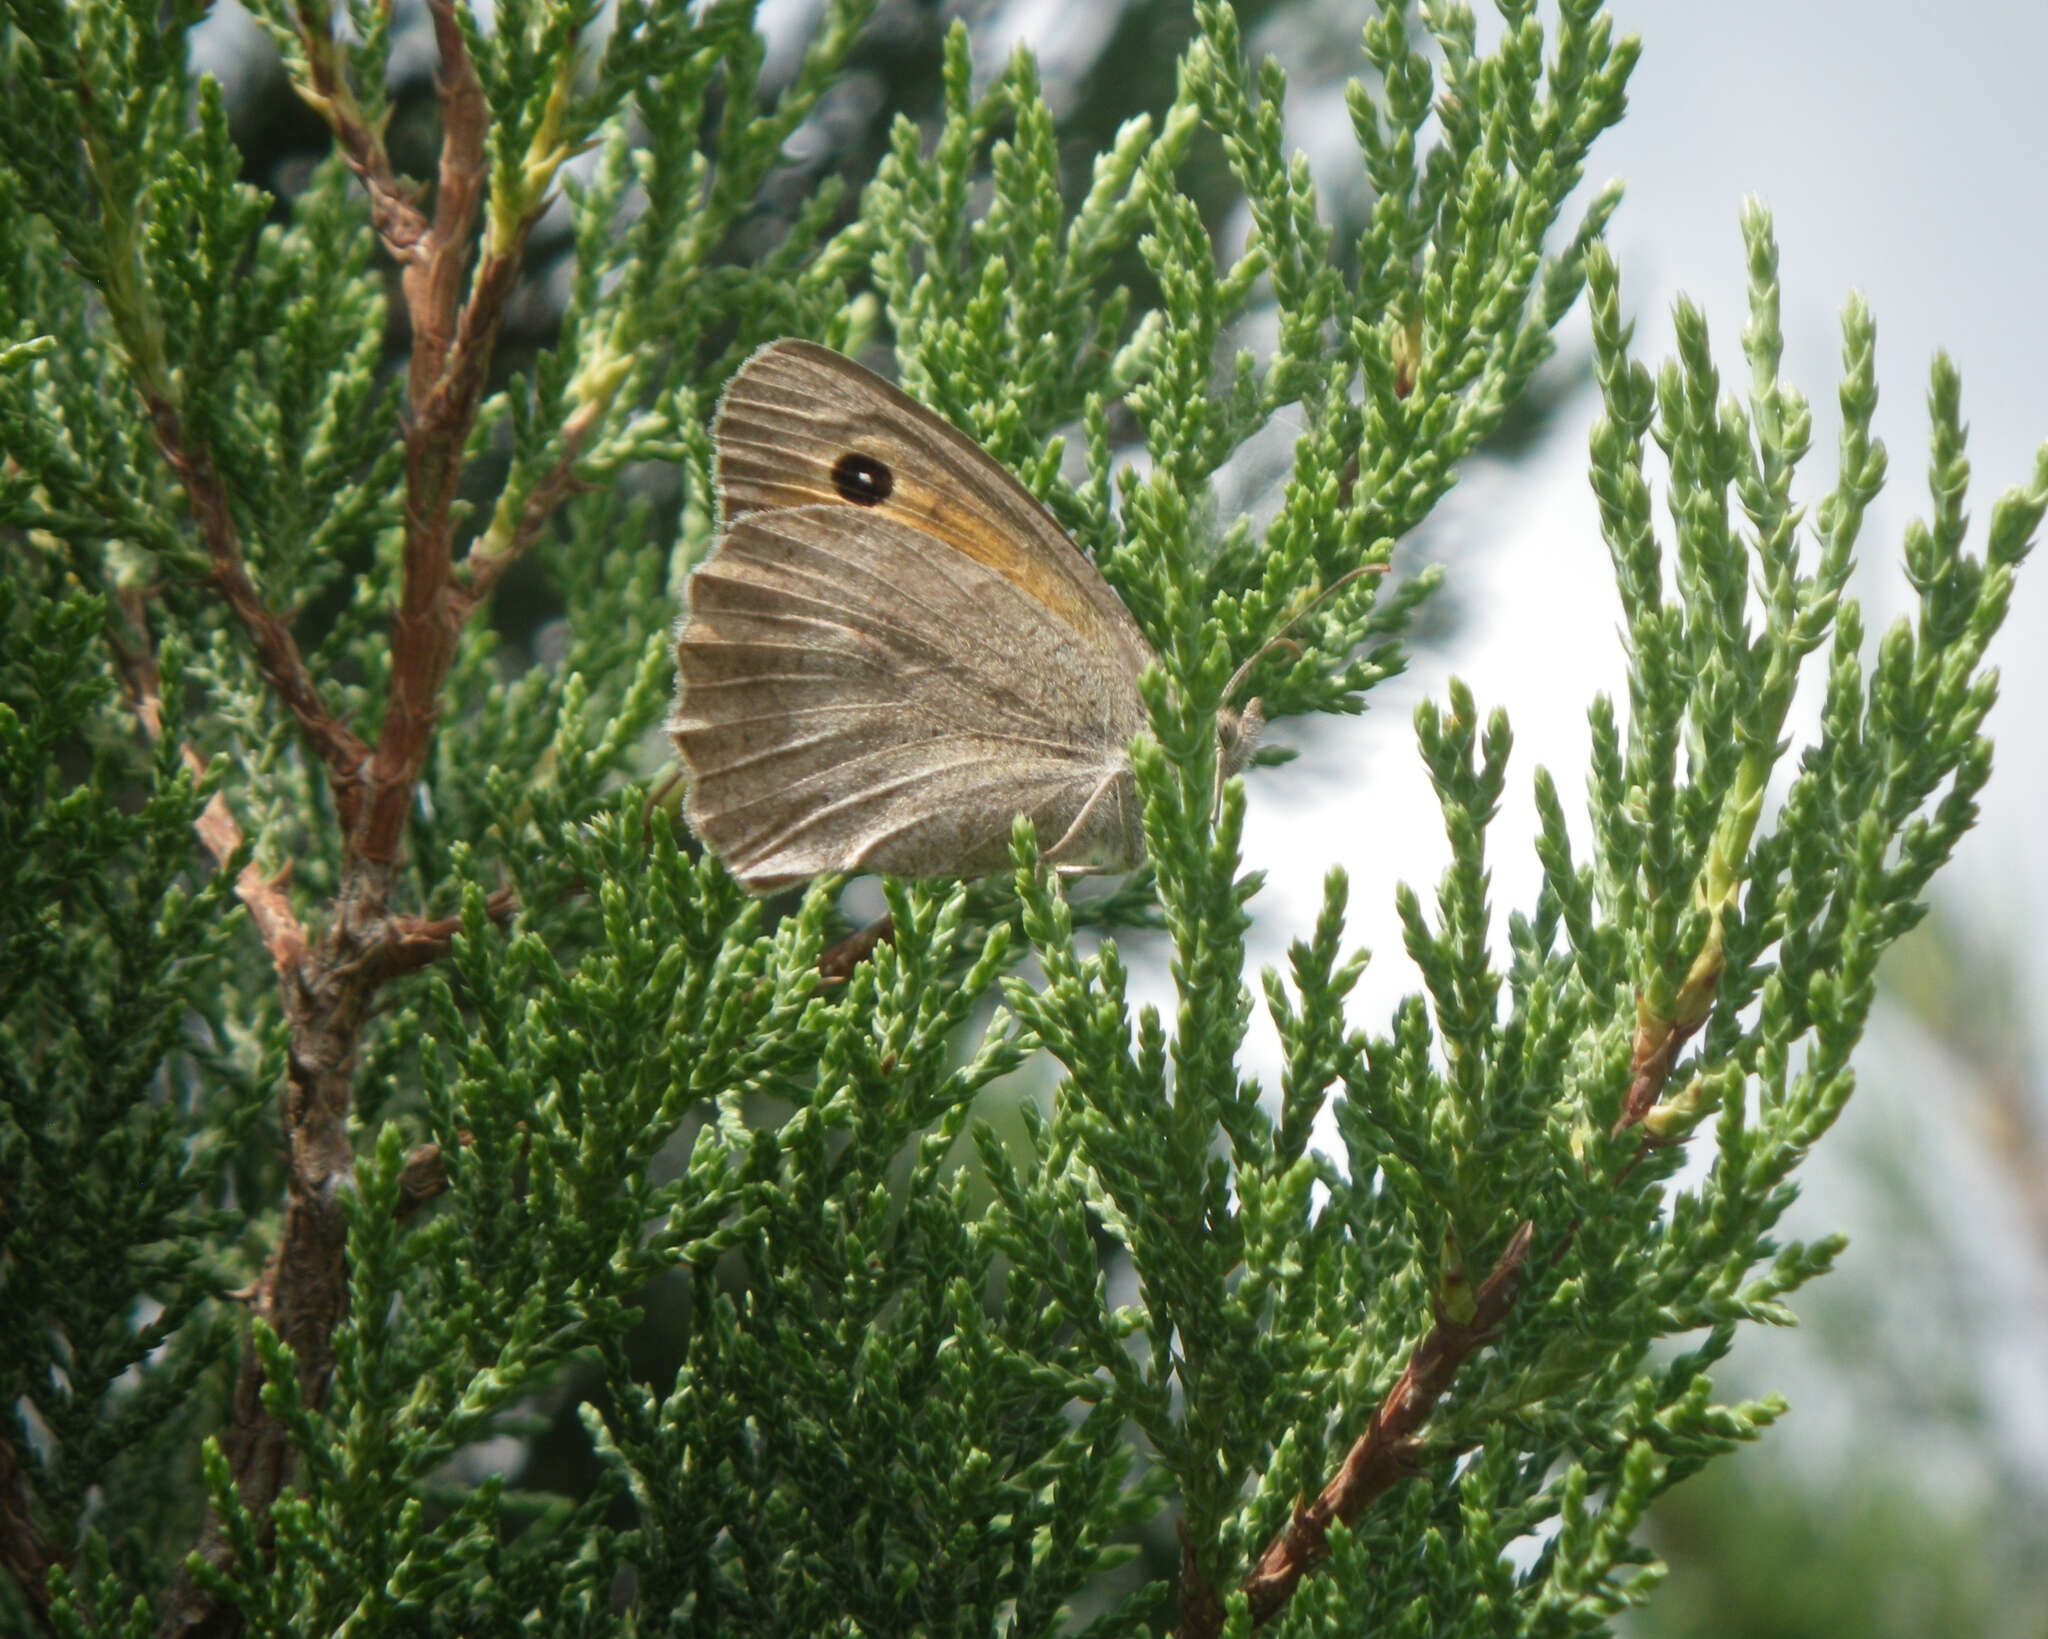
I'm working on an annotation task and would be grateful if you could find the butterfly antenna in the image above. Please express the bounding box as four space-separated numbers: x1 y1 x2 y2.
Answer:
1221 562 1389 706
643 764 686 832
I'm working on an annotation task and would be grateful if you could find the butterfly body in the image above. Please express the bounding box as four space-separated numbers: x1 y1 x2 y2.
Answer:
670 340 1245 893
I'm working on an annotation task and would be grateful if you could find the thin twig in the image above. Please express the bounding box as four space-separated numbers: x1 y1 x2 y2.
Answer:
448 398 606 619
1615 1007 1702 1134
290 0 427 259
1195 1222 1537 1638
376 888 519 980
138 397 369 829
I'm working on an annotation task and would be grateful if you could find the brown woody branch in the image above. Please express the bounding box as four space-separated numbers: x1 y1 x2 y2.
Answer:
819 914 896 985
139 398 370 831
375 888 520 980
355 0 547 867
290 1 428 259
159 929 369 1639
395 1138 455 1224
1195 974 1712 1635
1186 1221 1536 1639
157 8 569 1631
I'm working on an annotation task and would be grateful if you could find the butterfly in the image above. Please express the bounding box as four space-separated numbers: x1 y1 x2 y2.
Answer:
668 340 1261 893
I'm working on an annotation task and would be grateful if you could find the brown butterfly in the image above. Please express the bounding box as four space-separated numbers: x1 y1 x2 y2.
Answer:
668 340 1260 893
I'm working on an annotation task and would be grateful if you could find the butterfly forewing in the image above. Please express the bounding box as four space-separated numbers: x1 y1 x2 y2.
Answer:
712 340 1157 681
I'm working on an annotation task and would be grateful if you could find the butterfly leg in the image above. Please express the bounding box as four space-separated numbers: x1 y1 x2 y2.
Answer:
819 912 894 983
1043 768 1126 867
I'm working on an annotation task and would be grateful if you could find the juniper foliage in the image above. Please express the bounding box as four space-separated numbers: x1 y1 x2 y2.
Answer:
0 0 2039 1635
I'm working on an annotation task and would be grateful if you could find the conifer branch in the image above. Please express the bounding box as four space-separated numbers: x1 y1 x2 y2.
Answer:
111 588 310 972
1176 1520 1226 1639
287 0 428 258
6 4 2040 1634
358 0 494 868
140 395 371 828
1218 1222 1536 1636
163 10 558 1622
356 1 575 864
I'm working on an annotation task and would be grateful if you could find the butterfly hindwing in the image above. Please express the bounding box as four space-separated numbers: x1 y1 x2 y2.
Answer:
672 505 1148 890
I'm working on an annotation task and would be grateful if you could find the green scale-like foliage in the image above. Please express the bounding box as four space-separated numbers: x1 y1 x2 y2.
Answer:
0 0 2040 1635
0 582 277 1601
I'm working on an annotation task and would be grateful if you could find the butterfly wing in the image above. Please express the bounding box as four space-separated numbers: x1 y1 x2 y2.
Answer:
712 340 1158 682
672 505 1150 892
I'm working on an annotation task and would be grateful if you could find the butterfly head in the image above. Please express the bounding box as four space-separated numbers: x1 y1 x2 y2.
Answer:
1211 563 1391 784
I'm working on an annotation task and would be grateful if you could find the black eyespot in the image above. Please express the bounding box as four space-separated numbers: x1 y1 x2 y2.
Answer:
831 451 894 506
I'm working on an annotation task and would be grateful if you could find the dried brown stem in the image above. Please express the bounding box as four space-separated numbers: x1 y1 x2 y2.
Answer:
1194 1221 1536 1639
377 888 518 980
113 591 310 972
190 752 308 972
292 2 427 260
